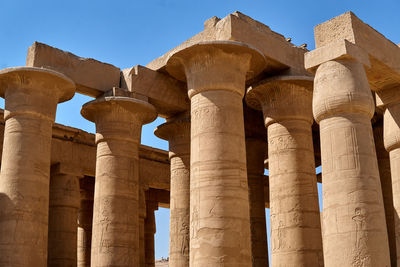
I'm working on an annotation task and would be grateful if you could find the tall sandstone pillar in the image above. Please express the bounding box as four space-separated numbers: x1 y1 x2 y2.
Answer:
154 114 190 267
244 107 269 267
81 96 156 267
48 163 81 267
165 41 266 267
373 119 397 266
246 76 323 266
0 67 75 266
145 200 158 267
78 177 95 267
377 86 400 266
306 42 391 266
139 187 147 266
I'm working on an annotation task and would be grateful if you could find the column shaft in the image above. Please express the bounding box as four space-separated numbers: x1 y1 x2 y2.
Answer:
145 201 157 267
78 177 94 267
269 120 322 265
246 137 269 267
48 167 80 266
190 89 251 265
390 148 400 265
155 115 190 267
314 59 390 266
374 122 396 266
169 154 190 266
140 188 146 267
382 100 400 266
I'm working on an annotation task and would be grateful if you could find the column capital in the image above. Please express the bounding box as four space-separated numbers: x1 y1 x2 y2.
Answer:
81 96 157 143
166 41 266 98
154 113 190 141
154 113 190 158
312 58 375 123
246 75 314 126
0 66 75 120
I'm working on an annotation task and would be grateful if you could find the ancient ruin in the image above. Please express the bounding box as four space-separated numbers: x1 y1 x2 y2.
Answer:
0 10 399 267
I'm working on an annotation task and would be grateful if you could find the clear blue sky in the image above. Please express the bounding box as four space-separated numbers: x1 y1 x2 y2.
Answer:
1 0 399 261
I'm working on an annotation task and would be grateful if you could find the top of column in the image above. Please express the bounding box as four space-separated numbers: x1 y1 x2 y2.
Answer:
81 96 157 125
165 40 266 98
0 66 75 103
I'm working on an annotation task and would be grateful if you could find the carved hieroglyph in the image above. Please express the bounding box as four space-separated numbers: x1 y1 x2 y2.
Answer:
81 96 156 267
0 67 75 266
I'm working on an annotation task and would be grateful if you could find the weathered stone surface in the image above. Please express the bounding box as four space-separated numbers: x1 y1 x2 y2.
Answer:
78 177 94 267
0 67 75 267
48 164 81 267
81 96 156 266
312 57 390 266
165 40 265 267
26 42 120 96
373 120 397 266
121 66 189 117
147 12 307 76
154 114 190 267
247 75 323 266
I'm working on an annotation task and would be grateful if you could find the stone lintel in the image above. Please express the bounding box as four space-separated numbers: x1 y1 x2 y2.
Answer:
147 11 308 75
26 42 120 97
51 162 83 177
314 11 400 91
121 65 189 117
305 39 370 72
146 188 170 207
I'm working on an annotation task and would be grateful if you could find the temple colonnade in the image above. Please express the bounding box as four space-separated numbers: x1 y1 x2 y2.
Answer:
0 10 399 267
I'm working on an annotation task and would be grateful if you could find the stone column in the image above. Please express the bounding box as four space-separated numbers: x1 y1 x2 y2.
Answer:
373 119 396 266
377 86 400 266
78 177 95 267
48 163 81 267
246 76 323 266
145 200 158 267
244 107 269 267
81 96 156 267
306 42 390 266
154 113 190 267
165 41 266 267
139 187 147 267
0 67 75 266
